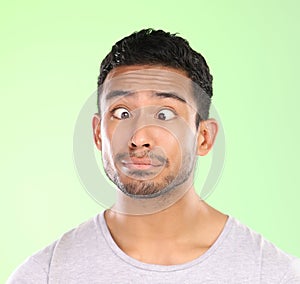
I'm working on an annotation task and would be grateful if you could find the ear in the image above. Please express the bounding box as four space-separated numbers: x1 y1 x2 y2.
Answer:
197 119 218 156
92 113 102 151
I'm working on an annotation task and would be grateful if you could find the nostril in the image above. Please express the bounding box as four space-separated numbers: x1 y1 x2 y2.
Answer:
129 142 150 148
131 142 137 148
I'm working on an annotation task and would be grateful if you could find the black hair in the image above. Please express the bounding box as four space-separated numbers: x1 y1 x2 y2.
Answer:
97 28 213 127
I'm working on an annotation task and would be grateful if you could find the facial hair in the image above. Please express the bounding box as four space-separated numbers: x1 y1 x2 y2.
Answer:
102 151 196 199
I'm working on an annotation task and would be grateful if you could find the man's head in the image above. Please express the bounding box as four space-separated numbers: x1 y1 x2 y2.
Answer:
93 29 217 211
97 28 213 127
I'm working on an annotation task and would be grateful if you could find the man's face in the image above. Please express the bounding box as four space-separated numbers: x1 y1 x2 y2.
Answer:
94 65 205 199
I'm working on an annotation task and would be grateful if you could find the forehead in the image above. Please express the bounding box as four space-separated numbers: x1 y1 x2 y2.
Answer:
100 65 195 104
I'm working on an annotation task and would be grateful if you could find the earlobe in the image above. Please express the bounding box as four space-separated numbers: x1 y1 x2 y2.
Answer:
92 114 102 151
197 119 218 156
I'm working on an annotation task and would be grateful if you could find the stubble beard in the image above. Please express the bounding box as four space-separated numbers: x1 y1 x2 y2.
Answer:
102 153 196 199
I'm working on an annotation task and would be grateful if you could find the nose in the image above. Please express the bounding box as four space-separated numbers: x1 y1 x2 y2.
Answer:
128 126 153 149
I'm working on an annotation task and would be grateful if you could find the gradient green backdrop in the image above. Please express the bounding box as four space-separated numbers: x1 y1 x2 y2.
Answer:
1 0 299 281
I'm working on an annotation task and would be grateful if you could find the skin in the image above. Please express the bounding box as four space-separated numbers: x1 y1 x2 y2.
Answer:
92 65 228 265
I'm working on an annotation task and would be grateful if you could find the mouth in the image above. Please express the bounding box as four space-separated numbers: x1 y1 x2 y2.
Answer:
120 157 164 170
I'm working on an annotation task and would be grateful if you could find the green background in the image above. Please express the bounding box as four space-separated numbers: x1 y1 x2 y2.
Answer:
1 0 299 281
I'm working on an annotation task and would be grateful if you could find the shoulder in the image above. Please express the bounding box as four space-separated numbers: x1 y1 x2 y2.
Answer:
227 216 300 282
6 240 57 283
6 213 101 283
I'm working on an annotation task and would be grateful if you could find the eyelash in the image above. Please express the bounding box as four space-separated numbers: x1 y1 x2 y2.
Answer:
109 106 178 119
110 106 129 115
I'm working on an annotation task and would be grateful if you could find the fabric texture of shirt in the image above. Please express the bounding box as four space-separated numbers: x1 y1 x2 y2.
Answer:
7 211 300 283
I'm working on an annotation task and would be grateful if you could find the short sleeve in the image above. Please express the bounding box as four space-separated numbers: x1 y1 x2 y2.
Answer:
6 240 57 284
6 256 48 284
280 258 300 284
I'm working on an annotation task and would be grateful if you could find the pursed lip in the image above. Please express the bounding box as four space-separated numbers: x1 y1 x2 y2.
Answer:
121 157 163 169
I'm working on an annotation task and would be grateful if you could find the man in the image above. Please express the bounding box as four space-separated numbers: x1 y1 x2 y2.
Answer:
7 29 300 283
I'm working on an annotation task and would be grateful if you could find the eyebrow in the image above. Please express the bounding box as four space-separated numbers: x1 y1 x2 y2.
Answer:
105 90 131 101
154 92 187 103
105 90 187 104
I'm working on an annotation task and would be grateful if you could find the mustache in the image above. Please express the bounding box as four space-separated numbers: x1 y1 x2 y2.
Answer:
115 151 168 164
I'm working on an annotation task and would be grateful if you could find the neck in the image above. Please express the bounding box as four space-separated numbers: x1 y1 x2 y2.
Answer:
104 187 228 265
105 186 226 241
110 187 199 236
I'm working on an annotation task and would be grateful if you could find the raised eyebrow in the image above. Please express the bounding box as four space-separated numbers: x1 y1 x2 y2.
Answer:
153 92 187 104
105 90 132 101
105 90 187 104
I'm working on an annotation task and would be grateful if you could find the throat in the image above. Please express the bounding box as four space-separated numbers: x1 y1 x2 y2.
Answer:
104 192 228 266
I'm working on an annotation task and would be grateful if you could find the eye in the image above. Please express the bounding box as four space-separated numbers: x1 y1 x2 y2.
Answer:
111 107 131 119
156 109 176 121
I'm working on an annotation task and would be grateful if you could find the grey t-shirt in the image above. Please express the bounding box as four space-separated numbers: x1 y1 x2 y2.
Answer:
7 211 300 283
